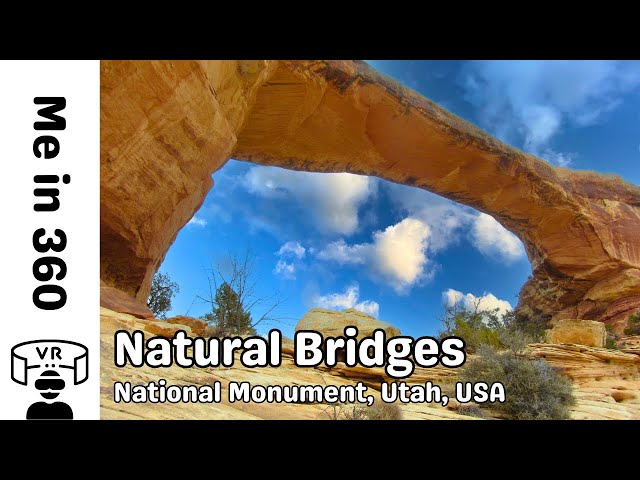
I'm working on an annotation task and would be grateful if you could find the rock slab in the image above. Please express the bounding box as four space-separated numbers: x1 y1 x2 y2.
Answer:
547 319 606 347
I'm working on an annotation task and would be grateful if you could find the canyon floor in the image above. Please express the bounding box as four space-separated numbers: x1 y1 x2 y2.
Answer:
100 307 640 420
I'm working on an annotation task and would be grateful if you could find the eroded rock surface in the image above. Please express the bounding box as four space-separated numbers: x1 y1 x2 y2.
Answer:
296 308 400 339
101 60 640 330
100 281 153 319
529 343 640 420
547 319 606 348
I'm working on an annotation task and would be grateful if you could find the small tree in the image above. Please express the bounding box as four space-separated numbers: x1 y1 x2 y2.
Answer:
196 248 285 335
147 272 180 319
201 282 255 335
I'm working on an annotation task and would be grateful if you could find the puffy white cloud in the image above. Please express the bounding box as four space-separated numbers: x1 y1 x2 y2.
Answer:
442 288 513 317
276 241 306 259
371 218 431 293
312 284 380 317
385 183 475 253
244 166 375 235
443 288 464 307
471 213 525 262
385 183 525 263
316 217 431 293
273 260 296 280
187 216 207 228
460 60 640 166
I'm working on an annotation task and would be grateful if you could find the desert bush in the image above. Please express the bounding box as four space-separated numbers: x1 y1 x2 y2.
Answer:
456 403 486 418
324 402 403 420
623 312 640 336
362 402 403 420
439 304 501 352
499 310 546 353
462 345 575 420
439 304 544 354
605 324 619 349
605 337 618 349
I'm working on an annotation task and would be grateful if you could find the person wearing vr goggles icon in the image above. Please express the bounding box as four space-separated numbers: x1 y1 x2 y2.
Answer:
11 340 88 420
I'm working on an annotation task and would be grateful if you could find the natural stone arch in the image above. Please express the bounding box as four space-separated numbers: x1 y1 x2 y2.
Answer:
100 60 640 330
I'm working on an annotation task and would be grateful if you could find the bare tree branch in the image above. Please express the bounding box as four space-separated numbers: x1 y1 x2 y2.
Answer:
191 247 288 335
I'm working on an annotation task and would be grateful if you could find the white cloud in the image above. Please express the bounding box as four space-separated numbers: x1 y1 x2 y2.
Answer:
316 217 431 294
187 216 207 228
316 239 368 264
470 213 525 262
276 241 306 259
385 183 525 263
273 260 296 280
461 60 640 166
312 284 380 317
385 183 475 253
273 241 306 279
244 166 375 235
443 288 513 318
371 218 431 292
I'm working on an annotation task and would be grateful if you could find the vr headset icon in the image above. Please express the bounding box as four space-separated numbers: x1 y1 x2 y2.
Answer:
11 340 88 386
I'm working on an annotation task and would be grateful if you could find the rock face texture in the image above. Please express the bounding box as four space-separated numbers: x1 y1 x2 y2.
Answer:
100 281 154 319
296 308 400 339
529 343 640 420
100 61 276 298
547 319 606 348
101 60 640 329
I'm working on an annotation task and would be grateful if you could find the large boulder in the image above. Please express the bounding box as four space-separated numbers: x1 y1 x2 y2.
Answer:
547 319 606 347
295 308 400 339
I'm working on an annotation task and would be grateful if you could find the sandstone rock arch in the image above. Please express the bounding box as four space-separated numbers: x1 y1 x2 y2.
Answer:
100 60 640 330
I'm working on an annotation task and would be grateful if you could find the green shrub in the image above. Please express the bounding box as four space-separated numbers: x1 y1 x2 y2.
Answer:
604 325 619 349
462 345 575 420
605 337 618 349
623 313 640 336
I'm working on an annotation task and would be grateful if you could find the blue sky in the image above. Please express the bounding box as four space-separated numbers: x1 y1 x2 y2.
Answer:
161 60 640 339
